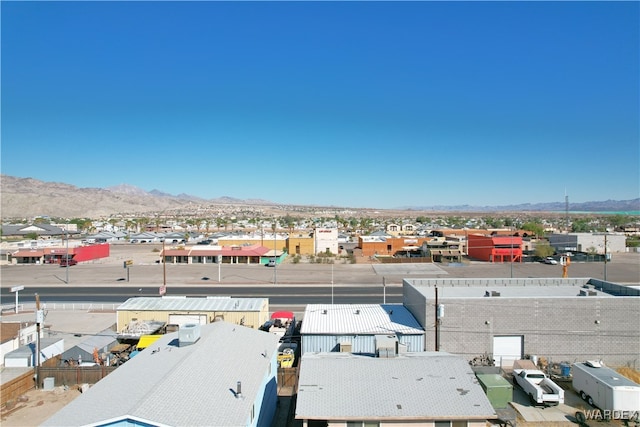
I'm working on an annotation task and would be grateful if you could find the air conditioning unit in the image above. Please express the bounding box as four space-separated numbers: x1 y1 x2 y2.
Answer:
179 323 201 347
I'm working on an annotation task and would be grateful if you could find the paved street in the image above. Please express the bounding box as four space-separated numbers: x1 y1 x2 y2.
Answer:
1 244 638 289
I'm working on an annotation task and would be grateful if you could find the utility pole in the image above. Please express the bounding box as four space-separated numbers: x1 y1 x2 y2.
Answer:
35 293 41 388
435 287 440 351
331 263 334 305
382 276 386 304
604 234 608 281
510 234 513 278
65 228 69 284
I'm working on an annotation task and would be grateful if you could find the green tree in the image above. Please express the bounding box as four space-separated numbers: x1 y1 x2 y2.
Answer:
608 214 629 229
626 237 640 248
521 222 544 238
215 217 225 230
535 242 555 258
571 218 591 233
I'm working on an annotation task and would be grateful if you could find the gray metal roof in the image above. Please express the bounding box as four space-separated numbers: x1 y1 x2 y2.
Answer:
117 296 267 312
4 338 63 358
300 304 424 335
42 321 281 427
61 328 118 360
296 352 496 421
1 224 64 236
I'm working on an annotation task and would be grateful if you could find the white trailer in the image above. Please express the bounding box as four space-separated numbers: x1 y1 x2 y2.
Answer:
572 361 640 418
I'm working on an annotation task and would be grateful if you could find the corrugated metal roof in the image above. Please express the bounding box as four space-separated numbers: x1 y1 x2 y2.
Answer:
117 296 267 312
75 328 118 354
296 352 496 421
5 338 63 358
300 304 424 335
42 321 281 427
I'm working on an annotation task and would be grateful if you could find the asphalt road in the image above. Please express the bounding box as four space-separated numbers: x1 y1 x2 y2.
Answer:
0 284 403 306
1 244 638 307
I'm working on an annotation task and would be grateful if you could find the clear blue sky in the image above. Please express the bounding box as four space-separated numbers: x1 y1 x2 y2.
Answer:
2 1 638 209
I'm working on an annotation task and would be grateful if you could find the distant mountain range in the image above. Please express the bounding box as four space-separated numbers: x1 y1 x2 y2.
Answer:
1 175 638 219
401 199 640 213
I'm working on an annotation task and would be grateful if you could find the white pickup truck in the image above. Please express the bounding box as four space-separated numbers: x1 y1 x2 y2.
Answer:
513 368 565 406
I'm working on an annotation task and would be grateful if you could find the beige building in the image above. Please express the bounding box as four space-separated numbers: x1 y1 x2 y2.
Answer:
116 296 269 332
217 232 287 252
287 231 315 255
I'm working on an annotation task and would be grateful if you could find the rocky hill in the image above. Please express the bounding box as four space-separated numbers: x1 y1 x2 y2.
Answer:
1 175 638 220
1 176 188 219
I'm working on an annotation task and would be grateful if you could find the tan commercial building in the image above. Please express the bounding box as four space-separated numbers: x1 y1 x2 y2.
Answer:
287 232 315 256
116 296 269 332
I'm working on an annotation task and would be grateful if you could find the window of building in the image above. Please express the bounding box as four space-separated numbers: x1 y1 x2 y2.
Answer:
434 421 468 427
346 422 379 427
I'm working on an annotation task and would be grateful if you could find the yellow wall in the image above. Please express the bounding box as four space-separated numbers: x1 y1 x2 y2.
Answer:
287 236 315 255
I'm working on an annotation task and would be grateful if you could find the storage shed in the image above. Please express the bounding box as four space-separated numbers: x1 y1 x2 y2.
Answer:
300 304 424 355
476 373 513 409
4 338 64 367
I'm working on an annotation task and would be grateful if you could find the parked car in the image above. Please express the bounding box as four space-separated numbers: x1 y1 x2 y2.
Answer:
544 257 558 265
60 258 78 267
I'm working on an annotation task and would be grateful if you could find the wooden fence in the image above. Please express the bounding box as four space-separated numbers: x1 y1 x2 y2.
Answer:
37 366 117 388
277 366 298 396
1 365 118 409
1 371 34 407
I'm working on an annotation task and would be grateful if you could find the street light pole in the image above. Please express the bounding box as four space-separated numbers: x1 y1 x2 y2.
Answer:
65 228 69 284
603 234 608 281
510 235 513 279
331 263 334 305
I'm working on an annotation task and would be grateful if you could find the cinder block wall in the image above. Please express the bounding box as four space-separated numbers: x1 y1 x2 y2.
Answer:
404 279 640 368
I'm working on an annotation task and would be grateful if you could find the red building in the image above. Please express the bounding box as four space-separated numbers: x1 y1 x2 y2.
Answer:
467 234 522 263
11 244 110 265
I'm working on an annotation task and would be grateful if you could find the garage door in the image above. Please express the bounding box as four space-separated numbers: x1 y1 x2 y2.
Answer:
168 314 207 326
493 335 523 368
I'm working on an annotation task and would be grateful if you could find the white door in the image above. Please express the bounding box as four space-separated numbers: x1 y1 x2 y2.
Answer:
168 314 207 326
493 335 523 368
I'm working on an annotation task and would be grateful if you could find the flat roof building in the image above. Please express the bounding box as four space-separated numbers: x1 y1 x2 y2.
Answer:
403 278 640 368
295 352 496 426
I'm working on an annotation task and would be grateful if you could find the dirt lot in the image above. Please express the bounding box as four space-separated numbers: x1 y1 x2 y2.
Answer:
1 386 82 426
